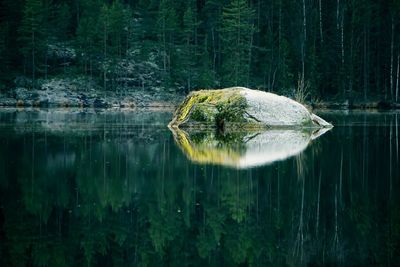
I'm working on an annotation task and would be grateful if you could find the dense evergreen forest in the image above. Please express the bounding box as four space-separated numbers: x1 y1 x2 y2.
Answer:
0 0 400 101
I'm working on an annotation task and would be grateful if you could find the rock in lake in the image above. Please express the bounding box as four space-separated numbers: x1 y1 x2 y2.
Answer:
169 87 332 129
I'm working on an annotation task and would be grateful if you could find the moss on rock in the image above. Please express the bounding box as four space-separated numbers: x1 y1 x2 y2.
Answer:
170 88 248 129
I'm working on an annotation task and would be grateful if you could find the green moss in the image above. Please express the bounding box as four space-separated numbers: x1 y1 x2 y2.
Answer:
190 103 218 123
172 88 248 128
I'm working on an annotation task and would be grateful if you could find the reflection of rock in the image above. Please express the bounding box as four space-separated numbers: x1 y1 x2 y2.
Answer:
169 87 333 130
171 127 330 169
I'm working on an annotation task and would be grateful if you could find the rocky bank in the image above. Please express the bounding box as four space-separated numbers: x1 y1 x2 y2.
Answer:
0 77 183 108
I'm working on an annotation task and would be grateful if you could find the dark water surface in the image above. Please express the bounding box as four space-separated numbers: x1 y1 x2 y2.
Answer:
0 109 399 266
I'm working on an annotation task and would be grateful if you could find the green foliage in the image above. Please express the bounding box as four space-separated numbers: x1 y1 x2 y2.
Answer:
50 3 71 41
17 0 46 86
197 38 216 88
220 0 256 87
18 0 45 53
157 0 178 81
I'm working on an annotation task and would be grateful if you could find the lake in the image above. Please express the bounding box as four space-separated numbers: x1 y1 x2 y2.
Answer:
0 109 399 266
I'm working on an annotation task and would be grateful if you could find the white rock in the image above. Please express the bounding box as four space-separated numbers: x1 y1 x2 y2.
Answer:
170 87 332 129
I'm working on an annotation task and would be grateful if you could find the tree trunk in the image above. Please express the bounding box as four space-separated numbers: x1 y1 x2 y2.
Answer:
187 36 191 91
349 10 354 97
235 2 241 85
341 11 345 95
103 21 107 91
162 17 167 74
278 0 282 69
44 46 48 80
211 27 216 73
76 0 80 25
319 0 323 43
336 0 340 30
396 51 399 102
268 1 274 90
390 16 394 100
301 0 306 85
32 31 35 89
363 25 368 100
247 25 254 87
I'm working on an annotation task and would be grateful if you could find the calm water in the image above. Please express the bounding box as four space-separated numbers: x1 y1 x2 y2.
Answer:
0 109 399 266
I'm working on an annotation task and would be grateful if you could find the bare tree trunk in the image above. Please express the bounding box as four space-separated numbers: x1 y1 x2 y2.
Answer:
390 16 394 100
268 1 274 90
349 10 354 97
162 18 167 74
32 31 35 89
278 0 282 66
76 0 80 25
103 21 107 91
341 11 345 95
301 0 306 85
212 28 216 73
247 26 254 87
396 52 399 102
336 0 340 31
44 47 48 80
186 36 191 91
235 3 241 85
363 25 368 100
319 0 323 43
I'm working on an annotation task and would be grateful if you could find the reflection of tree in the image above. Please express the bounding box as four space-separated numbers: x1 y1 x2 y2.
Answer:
0 120 400 266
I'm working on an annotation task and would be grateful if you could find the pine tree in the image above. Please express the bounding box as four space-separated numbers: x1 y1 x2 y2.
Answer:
220 0 255 87
18 0 45 88
76 0 102 77
51 3 71 41
108 0 128 58
157 0 178 82
100 4 110 90
181 1 198 91
197 37 215 88
76 17 100 76
203 0 224 74
108 0 131 91
0 23 7 69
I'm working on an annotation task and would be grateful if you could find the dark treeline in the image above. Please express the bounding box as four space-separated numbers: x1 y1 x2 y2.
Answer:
0 0 400 101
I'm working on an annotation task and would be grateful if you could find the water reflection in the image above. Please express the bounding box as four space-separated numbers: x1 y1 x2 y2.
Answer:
0 109 399 266
171 127 331 169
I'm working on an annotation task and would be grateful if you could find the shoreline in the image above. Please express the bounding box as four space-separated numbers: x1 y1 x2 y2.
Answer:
1 83 399 110
1 98 399 110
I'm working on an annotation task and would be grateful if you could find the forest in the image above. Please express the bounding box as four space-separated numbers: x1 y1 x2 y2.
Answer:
0 0 400 102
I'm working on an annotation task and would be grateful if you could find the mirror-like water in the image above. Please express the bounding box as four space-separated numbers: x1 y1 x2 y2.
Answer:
0 109 399 266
